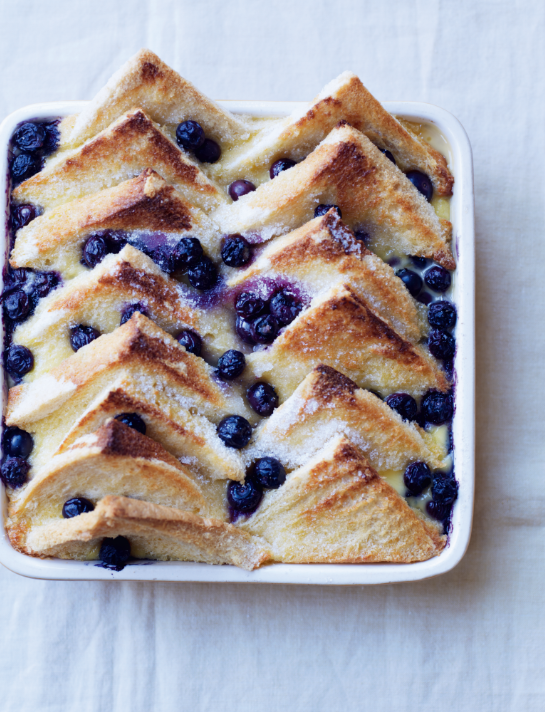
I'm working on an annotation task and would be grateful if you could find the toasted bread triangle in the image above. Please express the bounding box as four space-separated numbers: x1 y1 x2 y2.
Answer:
11 244 209 380
7 312 250 427
24 495 271 570
213 122 454 268
241 434 445 563
248 281 448 401
10 169 221 276
218 71 453 196
228 211 425 343
7 419 218 553
62 49 250 149
248 365 448 473
13 109 226 212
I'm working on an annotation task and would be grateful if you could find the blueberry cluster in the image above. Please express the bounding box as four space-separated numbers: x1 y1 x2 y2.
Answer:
81 231 127 269
176 120 221 164
428 299 456 361
10 120 60 185
403 462 458 526
0 427 34 488
396 262 451 302
234 288 303 346
227 456 286 518
385 390 454 426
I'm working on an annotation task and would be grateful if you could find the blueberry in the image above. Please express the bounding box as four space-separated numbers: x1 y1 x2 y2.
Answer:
380 148 396 164
105 231 127 254
395 268 423 298
32 272 59 299
194 138 221 163
3 427 33 459
314 204 342 219
428 301 457 329
5 344 34 379
221 234 251 267
62 497 95 518
354 230 370 244
428 330 456 360
410 255 429 268
270 158 296 179
175 120 205 151
13 122 45 153
227 477 262 513
424 266 451 293
228 180 256 202
235 292 266 319
174 237 204 269
3 289 31 321
11 204 37 231
406 170 433 201
217 349 246 380
426 499 452 521
114 412 147 435
120 302 148 325
251 314 278 343
151 244 178 274
10 154 40 183
269 290 303 326
217 415 252 449
99 536 131 571
81 234 110 268
235 315 256 344
176 329 202 356
247 382 279 417
431 471 458 505
416 292 433 305
188 257 217 290
253 457 286 489
42 122 60 154
0 457 30 488
403 461 431 496
421 391 454 425
385 393 418 421
69 325 101 352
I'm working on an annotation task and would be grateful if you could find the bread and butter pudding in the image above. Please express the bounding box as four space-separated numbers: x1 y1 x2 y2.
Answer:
1 50 458 571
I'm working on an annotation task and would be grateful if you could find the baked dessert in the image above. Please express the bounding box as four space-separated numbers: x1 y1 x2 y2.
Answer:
2 49 458 572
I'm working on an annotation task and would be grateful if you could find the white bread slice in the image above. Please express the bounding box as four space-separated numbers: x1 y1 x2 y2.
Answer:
247 282 448 401
248 365 448 473
213 122 454 269
62 49 250 149
11 244 234 379
241 435 445 563
7 419 225 555
12 109 226 212
7 312 251 428
23 495 271 570
217 71 452 196
228 211 425 343
10 169 221 276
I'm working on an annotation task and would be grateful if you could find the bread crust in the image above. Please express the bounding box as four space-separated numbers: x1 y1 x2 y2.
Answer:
219 71 453 196
62 49 250 149
213 122 454 268
242 434 445 563
10 169 221 275
23 496 271 570
13 109 226 212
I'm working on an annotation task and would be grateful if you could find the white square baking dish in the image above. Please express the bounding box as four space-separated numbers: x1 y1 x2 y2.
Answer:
0 99 474 584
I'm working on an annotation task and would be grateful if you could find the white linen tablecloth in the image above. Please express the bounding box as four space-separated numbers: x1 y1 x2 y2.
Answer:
0 1 543 710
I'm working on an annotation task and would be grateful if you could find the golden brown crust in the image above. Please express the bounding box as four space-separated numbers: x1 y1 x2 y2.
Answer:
13 109 226 212
213 122 454 268
23 496 271 570
10 170 220 274
63 49 250 148
242 435 445 563
228 211 425 342
248 281 448 401
219 71 453 196
249 365 449 473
